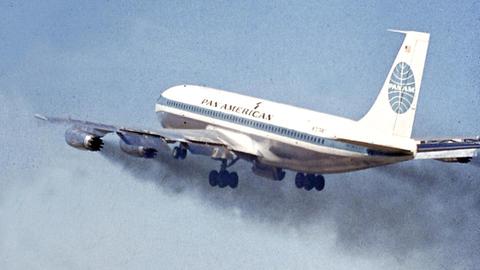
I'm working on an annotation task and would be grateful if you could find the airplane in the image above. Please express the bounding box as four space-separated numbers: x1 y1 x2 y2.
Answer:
35 30 480 191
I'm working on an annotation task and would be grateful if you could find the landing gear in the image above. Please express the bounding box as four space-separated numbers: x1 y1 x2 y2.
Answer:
314 175 325 191
229 172 239 188
295 173 305 188
294 173 325 191
208 170 219 186
218 170 230 188
208 159 239 189
172 146 187 160
208 170 238 189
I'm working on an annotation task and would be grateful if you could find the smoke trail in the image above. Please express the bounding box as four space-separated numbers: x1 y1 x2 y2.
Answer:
100 140 480 266
471 157 480 168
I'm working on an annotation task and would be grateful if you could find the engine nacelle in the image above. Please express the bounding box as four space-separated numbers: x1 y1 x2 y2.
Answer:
119 140 157 158
65 128 103 151
251 161 286 181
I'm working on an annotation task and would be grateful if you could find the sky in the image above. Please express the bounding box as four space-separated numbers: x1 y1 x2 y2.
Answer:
1 1 479 269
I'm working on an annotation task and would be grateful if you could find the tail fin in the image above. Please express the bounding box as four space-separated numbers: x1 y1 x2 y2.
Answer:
358 30 430 138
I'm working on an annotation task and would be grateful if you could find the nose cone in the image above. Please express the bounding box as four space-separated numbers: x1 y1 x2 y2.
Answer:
156 85 184 110
157 84 208 109
157 85 179 103
156 84 197 112
161 85 179 99
160 84 194 100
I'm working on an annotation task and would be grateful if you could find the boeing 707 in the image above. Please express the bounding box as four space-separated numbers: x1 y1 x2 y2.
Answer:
36 30 480 191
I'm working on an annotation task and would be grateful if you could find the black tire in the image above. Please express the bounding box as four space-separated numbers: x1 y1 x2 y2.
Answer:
209 170 218 187
229 172 239 188
304 174 315 191
218 170 229 188
180 148 187 159
314 175 325 191
295 173 304 188
172 147 181 159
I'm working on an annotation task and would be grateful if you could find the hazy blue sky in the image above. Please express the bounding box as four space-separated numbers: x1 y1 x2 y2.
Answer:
1 1 479 269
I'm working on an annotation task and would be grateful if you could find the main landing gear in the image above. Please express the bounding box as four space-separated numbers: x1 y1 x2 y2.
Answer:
209 170 238 188
172 145 187 160
295 173 325 191
208 159 240 189
170 147 324 191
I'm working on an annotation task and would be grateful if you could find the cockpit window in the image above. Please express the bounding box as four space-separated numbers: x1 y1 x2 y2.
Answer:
156 95 166 105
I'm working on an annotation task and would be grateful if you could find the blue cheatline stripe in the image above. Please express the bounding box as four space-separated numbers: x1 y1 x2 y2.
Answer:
157 96 369 155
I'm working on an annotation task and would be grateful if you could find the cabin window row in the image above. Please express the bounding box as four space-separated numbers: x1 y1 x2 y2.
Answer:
163 99 326 145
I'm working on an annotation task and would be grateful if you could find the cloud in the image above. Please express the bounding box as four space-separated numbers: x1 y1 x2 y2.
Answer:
3 98 477 269
471 157 480 168
99 140 480 268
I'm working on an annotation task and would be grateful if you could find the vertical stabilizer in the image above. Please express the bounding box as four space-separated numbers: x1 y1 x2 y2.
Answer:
358 30 430 138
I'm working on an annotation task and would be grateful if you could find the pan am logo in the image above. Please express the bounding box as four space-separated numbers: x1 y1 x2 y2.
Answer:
388 62 415 114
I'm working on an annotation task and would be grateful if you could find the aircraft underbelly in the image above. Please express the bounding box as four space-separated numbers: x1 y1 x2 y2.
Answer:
258 138 410 173
159 112 412 174
262 150 410 174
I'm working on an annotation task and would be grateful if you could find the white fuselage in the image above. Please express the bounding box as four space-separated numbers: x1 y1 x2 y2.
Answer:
155 85 414 174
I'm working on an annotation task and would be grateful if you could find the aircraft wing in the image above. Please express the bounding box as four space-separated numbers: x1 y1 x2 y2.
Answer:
415 137 480 163
34 114 259 159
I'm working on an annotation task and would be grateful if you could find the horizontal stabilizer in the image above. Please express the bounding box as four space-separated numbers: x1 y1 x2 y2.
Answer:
415 137 480 162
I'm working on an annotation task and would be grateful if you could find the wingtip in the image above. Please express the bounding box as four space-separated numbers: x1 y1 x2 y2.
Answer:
34 114 48 121
387 29 430 37
387 29 410 34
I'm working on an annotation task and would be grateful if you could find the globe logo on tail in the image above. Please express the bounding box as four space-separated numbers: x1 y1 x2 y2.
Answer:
388 62 416 114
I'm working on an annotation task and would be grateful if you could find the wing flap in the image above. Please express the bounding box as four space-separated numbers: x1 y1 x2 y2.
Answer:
35 114 226 144
35 114 259 158
35 114 116 134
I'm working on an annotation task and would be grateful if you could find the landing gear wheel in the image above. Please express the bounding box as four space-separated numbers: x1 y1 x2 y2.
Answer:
172 146 187 160
218 170 229 188
304 174 315 191
179 148 187 159
172 147 181 159
209 170 219 187
295 173 305 188
314 175 325 191
229 172 239 188
209 159 241 189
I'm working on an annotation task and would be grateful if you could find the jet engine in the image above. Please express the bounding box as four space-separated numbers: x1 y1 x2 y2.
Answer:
119 140 157 158
65 128 103 151
251 160 286 181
